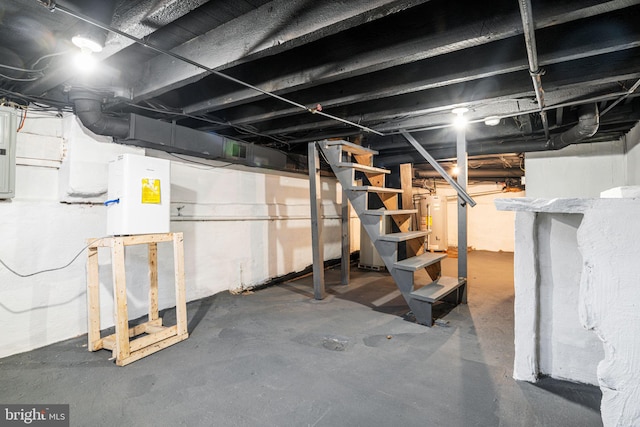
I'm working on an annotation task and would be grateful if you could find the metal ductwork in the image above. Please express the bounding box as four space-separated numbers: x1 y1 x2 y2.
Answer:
415 169 524 180
70 90 287 170
69 90 130 138
546 103 600 150
379 104 601 166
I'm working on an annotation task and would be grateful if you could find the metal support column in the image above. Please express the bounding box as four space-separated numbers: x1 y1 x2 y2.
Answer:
341 193 350 285
308 142 325 299
457 126 468 303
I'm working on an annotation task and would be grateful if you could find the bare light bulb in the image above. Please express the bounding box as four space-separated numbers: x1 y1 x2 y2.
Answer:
452 107 469 129
73 47 97 73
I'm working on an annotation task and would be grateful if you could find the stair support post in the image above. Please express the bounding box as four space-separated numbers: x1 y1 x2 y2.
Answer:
341 194 350 285
308 142 325 300
457 125 468 304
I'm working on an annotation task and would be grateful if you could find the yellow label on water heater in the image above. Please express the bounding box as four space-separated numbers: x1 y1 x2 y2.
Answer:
141 178 161 204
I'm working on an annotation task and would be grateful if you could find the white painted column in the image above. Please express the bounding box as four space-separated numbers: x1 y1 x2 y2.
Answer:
512 210 540 382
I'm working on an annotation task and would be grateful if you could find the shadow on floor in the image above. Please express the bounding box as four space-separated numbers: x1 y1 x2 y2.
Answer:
533 376 602 412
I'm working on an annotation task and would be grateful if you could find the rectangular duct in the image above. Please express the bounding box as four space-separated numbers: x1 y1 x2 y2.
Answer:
122 114 286 170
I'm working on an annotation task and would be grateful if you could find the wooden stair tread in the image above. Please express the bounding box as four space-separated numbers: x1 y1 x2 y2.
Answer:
363 209 417 216
324 140 378 155
337 162 390 174
394 252 447 271
377 230 428 242
410 277 465 303
348 186 403 193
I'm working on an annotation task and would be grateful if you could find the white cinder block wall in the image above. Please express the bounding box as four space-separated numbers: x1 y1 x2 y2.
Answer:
433 183 524 252
518 123 640 426
0 113 350 358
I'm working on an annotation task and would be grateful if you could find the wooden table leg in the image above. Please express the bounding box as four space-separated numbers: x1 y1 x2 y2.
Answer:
111 237 131 364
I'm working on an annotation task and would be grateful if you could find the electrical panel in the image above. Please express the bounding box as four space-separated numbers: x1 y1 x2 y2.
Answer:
106 154 171 235
0 107 17 199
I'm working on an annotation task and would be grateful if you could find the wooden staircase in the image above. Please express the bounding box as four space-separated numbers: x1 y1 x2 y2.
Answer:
318 139 466 326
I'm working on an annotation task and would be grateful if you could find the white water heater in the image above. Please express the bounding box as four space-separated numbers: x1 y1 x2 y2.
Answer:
106 154 170 235
418 195 448 251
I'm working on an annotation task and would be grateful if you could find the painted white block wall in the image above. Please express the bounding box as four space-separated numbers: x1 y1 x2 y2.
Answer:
437 183 524 252
497 197 640 427
525 141 626 198
0 113 346 359
625 122 640 184
536 212 602 384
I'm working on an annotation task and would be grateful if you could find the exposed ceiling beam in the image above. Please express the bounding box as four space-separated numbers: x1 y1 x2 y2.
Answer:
199 22 640 132
221 50 640 138
23 0 204 96
132 0 434 100
165 0 640 116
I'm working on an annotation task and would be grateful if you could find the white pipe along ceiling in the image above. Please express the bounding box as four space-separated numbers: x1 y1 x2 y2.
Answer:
1 0 639 180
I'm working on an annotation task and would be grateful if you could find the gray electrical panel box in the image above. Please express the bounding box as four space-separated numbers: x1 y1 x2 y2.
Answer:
0 106 17 199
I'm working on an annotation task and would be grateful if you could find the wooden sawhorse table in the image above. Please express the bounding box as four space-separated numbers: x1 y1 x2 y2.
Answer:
86 232 188 366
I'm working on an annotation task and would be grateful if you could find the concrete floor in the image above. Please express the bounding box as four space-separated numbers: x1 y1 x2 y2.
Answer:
0 251 602 426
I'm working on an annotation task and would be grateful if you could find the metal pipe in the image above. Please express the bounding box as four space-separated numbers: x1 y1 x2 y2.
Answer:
69 90 130 138
400 130 476 207
546 103 599 149
600 77 640 117
46 1 384 137
518 0 550 140
415 169 524 179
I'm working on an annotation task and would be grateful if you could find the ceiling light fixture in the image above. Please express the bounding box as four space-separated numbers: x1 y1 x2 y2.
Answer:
452 107 469 129
73 48 98 72
484 116 501 126
71 34 103 53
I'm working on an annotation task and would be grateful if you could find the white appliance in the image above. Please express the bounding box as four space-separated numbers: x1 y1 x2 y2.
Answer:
418 194 448 251
106 154 171 235
359 215 391 270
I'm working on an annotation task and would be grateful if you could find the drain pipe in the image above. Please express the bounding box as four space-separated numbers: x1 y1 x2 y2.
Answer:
69 90 130 138
546 103 599 150
518 0 550 141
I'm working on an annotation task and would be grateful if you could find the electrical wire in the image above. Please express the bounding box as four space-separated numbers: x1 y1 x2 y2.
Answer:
49 2 385 137
17 106 27 131
0 63 44 73
0 237 108 278
0 72 41 82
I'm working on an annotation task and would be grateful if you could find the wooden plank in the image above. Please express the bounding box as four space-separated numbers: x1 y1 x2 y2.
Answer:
101 335 115 351
353 153 373 166
325 140 378 155
410 276 463 303
148 242 159 321
143 325 167 334
130 325 178 352
173 232 188 336
116 333 189 367
379 192 399 211
121 233 174 245
86 245 102 351
336 162 390 174
129 319 163 337
111 237 131 362
400 163 415 225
